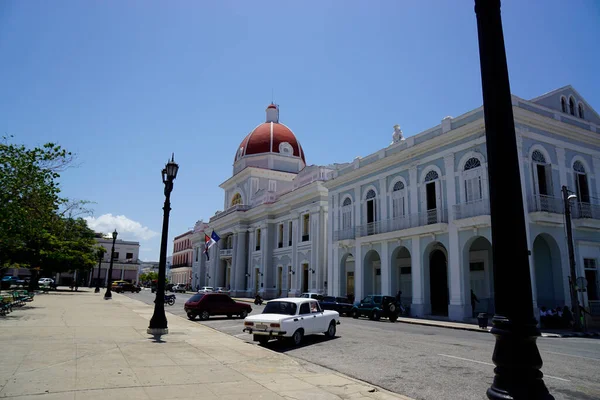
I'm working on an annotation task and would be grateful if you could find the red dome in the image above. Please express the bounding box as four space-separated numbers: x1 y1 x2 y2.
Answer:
235 122 305 163
266 104 277 109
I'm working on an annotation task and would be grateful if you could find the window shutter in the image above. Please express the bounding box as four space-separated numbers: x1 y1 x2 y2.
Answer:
544 164 554 196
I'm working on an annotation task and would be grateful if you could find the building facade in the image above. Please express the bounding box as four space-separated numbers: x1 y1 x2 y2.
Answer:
325 85 600 321
186 104 341 298
88 235 141 287
170 231 193 285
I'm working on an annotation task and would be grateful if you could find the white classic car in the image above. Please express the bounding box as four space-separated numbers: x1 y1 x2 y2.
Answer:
243 297 340 346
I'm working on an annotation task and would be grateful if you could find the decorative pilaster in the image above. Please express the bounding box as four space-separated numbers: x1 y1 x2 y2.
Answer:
379 177 388 222
556 147 568 190
410 236 424 317
409 167 418 215
233 229 247 296
354 242 363 302
381 241 391 295
593 156 600 199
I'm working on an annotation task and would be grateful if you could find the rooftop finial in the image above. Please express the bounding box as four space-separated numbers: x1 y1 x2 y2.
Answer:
171 153 175 162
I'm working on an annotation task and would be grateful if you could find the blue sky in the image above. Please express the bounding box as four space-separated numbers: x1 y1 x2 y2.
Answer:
1 1 598 261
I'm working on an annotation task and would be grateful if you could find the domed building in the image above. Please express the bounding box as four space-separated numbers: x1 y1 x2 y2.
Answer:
189 104 346 298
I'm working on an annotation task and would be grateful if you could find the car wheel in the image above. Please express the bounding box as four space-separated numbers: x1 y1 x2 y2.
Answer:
389 314 398 323
187 312 196 320
372 310 380 321
352 309 359 319
199 310 210 321
325 321 336 338
239 310 248 319
388 303 397 313
290 329 304 346
227 314 232 318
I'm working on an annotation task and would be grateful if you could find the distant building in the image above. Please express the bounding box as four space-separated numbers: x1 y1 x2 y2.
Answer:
87 233 141 286
170 231 193 285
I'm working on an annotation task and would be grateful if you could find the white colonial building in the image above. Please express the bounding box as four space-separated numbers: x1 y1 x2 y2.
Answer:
170 230 193 285
326 85 600 322
88 234 140 287
187 104 343 298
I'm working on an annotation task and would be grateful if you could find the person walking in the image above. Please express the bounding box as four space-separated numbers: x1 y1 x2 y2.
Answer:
471 289 480 317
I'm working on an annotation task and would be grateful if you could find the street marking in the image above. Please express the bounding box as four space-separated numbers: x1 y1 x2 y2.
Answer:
438 354 570 382
545 351 600 361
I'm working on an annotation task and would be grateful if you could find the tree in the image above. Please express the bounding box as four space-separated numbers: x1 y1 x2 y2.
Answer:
0 136 97 290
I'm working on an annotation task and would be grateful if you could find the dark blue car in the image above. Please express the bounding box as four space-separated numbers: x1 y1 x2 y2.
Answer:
319 296 353 316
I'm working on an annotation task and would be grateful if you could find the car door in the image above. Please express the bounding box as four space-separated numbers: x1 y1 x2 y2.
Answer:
312 301 329 332
359 296 373 313
298 302 316 334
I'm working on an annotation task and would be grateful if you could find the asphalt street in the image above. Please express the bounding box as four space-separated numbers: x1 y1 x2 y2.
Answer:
127 290 600 400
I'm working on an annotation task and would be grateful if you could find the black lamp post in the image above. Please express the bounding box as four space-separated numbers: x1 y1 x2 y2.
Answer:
94 248 104 293
474 1 551 399
147 154 179 336
562 185 583 331
103 229 118 300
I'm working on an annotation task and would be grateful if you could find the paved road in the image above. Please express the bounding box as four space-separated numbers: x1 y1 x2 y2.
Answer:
127 290 600 400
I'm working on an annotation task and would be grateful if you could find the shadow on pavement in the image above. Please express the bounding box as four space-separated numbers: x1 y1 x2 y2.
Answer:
263 334 340 353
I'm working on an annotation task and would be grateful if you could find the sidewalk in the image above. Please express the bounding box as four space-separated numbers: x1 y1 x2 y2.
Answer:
0 290 412 400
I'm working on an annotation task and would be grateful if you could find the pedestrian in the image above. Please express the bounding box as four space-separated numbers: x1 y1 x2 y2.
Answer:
396 290 402 303
471 289 479 317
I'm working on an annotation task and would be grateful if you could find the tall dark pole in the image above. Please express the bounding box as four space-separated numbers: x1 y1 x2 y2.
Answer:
104 230 118 300
94 250 103 293
562 185 582 331
474 1 551 399
148 155 179 336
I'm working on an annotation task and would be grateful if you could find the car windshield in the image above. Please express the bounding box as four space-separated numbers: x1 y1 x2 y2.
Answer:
373 296 383 304
263 301 297 316
189 294 204 302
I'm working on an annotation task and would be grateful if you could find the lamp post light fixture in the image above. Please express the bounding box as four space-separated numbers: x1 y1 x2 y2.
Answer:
562 185 583 332
474 1 551 398
103 229 118 300
94 248 105 293
148 154 179 337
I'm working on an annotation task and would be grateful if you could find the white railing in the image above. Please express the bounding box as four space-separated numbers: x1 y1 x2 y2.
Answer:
528 195 563 214
453 198 490 220
354 209 448 238
210 204 251 222
572 202 600 220
418 208 448 225
333 228 355 241
388 215 412 232
219 249 233 257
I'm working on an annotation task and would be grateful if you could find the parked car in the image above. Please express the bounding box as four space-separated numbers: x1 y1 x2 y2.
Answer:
243 298 340 346
319 296 353 316
351 295 400 322
38 278 54 286
172 284 187 293
2 276 25 288
215 287 230 294
184 293 251 321
299 292 324 300
197 286 214 294
113 282 141 293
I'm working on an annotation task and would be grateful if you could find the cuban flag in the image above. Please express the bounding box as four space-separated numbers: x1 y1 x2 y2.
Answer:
203 231 221 260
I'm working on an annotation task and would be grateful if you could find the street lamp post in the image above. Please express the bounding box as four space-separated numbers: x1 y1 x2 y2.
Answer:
147 154 179 336
473 1 551 399
562 185 583 331
94 248 104 293
103 230 118 300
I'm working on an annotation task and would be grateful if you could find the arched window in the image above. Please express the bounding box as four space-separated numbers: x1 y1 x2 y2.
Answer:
392 181 406 218
424 170 439 182
569 97 575 116
463 157 483 202
573 161 590 203
578 103 584 119
341 197 352 230
364 189 377 226
231 193 242 206
561 97 567 113
531 149 552 197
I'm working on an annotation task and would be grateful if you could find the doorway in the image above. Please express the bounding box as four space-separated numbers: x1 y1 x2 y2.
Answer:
426 182 437 224
347 271 355 296
430 249 448 316
303 264 309 293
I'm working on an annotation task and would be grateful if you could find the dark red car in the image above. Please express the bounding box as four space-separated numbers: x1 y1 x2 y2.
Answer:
184 293 252 321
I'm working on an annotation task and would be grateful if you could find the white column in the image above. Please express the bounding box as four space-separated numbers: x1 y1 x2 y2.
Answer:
234 230 246 296
311 210 319 291
410 236 424 317
379 177 388 222
354 242 363 301
556 147 568 189
333 244 339 296
246 228 255 296
290 218 298 295
354 186 361 228
381 241 391 295
409 167 419 216
328 196 335 296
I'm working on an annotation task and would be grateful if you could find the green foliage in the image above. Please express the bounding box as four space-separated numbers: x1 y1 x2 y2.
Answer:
0 136 97 276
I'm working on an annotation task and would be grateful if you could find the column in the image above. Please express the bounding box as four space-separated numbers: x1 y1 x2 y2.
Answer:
328 196 335 296
354 186 362 228
296 215 303 292
593 156 600 199
381 241 391 295
246 228 255 296
379 177 388 223
234 230 247 296
311 210 319 291
261 225 270 297
556 147 568 190
410 236 424 317
409 167 419 218
121 265 125 280
354 242 363 301
290 217 298 295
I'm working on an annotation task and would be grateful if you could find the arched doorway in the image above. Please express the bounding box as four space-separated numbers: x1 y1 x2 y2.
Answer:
363 250 381 295
391 246 411 304
464 236 494 317
429 249 448 316
339 253 355 297
533 234 565 309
